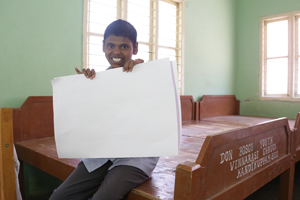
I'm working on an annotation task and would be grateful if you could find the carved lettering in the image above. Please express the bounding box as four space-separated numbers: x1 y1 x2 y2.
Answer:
224 136 279 179
220 150 233 164
263 144 277 156
239 143 253 156
229 151 259 171
260 136 273 148
236 153 273 179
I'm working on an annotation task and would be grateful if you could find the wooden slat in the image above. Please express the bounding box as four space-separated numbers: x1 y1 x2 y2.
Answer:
0 108 16 200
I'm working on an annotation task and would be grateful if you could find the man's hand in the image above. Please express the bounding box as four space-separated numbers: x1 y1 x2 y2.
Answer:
75 67 96 80
122 59 144 72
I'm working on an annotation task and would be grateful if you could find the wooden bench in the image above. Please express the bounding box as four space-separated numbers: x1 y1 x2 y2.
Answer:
3 95 298 199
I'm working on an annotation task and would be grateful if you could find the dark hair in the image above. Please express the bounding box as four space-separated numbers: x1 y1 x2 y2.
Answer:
103 19 137 45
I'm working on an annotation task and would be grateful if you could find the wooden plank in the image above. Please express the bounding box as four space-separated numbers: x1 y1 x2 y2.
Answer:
0 108 16 200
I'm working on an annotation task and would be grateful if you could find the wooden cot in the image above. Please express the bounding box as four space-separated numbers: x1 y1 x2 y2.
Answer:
0 95 297 199
194 95 299 199
130 95 296 199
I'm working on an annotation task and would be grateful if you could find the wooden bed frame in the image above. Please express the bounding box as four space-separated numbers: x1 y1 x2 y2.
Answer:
195 95 298 199
294 113 300 163
175 118 293 199
1 95 299 199
0 108 16 200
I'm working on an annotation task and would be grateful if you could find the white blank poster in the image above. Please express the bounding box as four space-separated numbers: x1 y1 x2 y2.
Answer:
51 58 182 158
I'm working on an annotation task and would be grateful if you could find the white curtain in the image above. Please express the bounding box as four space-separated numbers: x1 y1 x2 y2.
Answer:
14 145 22 200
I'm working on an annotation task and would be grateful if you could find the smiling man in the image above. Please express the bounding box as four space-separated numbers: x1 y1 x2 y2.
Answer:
50 19 159 200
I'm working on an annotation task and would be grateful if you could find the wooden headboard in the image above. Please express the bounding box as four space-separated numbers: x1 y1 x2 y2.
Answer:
199 95 240 119
12 96 198 143
12 96 54 142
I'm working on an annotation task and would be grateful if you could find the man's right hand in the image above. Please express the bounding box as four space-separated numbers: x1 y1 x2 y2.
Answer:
75 67 96 80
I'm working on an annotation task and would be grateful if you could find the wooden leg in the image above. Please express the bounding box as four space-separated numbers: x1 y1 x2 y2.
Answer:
279 165 295 200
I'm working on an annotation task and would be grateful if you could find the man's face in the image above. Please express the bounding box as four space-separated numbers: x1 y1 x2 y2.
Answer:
103 35 138 68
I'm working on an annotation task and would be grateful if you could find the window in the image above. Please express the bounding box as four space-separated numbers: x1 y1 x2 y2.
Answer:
260 11 300 101
83 0 184 93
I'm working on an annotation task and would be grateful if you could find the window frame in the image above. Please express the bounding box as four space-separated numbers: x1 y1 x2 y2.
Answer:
295 14 300 97
259 10 300 101
82 0 185 94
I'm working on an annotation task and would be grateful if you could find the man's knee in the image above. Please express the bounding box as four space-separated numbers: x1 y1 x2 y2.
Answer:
91 166 148 200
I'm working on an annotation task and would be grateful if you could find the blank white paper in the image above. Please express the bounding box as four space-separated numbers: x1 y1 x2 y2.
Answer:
51 58 181 158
